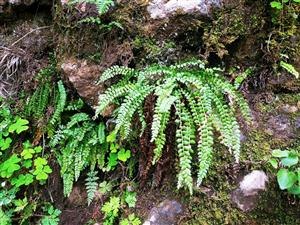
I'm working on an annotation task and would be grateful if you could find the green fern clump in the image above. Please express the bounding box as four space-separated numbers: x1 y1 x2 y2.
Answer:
25 66 56 119
50 113 105 198
95 60 251 194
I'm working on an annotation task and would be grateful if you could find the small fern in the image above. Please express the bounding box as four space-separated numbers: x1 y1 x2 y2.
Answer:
95 60 251 193
85 170 99 205
25 66 56 120
51 113 106 197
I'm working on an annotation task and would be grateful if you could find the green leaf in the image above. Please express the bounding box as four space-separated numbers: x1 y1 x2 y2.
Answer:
34 157 47 167
21 148 35 159
281 155 299 167
269 158 278 169
277 169 297 190
280 61 299 78
107 131 117 143
159 96 177 112
125 191 137 208
293 0 300 2
43 165 53 174
270 1 283 9
23 160 32 169
8 117 29 134
11 174 34 187
0 137 12 151
33 169 48 181
34 146 43 153
99 181 112 194
117 149 131 162
288 185 300 195
108 153 118 168
0 155 21 178
272 149 289 158
98 122 106 144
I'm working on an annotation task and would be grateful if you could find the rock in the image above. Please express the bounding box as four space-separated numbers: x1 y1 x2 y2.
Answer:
61 59 104 107
231 170 268 212
147 0 222 19
143 199 183 225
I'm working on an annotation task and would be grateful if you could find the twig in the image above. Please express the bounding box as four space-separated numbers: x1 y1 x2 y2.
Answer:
11 26 52 47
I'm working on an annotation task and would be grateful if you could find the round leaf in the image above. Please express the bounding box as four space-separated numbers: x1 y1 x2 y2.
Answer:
277 169 297 190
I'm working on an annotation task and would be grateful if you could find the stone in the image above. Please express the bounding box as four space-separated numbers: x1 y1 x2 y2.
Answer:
61 59 104 107
143 199 183 225
231 170 268 212
147 0 222 19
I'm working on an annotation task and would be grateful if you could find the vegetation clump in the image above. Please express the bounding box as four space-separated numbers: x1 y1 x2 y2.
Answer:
95 60 251 193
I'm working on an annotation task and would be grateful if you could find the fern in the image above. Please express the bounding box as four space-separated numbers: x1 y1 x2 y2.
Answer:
25 66 55 120
95 60 251 193
51 113 106 197
70 0 114 15
49 81 67 126
85 170 99 205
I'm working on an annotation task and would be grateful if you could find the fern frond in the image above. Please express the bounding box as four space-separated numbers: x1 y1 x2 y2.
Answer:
94 83 134 118
67 113 90 129
152 111 170 164
196 117 214 186
85 170 99 206
49 80 67 126
97 65 135 84
175 95 195 194
115 84 154 138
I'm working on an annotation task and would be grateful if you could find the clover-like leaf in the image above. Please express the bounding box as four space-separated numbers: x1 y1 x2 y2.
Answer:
21 148 35 159
11 174 34 187
0 155 21 178
23 160 32 169
34 157 47 167
270 1 283 9
0 137 12 151
117 149 131 162
8 117 29 134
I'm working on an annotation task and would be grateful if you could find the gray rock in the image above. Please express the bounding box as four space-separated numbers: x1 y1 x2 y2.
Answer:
147 0 222 19
143 199 183 225
231 170 268 212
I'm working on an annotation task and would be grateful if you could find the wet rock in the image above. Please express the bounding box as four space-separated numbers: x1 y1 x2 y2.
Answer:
143 199 183 225
147 0 222 19
231 170 268 212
